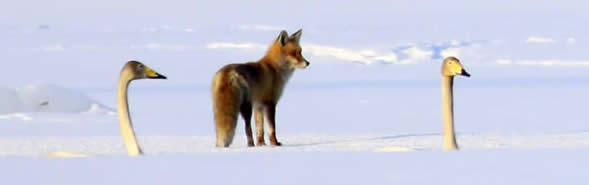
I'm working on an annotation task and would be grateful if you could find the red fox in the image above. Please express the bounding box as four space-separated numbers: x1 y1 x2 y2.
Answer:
212 29 309 147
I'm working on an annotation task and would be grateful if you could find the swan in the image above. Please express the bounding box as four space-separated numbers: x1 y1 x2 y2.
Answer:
117 61 166 156
441 56 470 151
48 61 166 157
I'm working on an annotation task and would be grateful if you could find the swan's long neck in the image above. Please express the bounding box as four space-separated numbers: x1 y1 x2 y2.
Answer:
117 74 143 156
441 76 458 150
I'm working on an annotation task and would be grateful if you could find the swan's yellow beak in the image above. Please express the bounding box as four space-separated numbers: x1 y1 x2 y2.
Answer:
450 63 470 77
145 66 167 79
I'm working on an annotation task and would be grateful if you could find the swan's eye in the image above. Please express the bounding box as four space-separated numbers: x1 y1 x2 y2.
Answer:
137 64 144 69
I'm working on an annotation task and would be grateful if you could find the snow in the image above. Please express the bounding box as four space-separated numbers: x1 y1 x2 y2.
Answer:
0 88 21 114
2 150 589 185
0 84 113 115
2 0 589 184
526 36 555 43
239 24 285 32
2 133 589 157
206 40 486 65
0 113 32 121
497 60 589 67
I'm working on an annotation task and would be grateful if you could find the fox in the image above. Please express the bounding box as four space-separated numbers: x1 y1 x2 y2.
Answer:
211 29 310 147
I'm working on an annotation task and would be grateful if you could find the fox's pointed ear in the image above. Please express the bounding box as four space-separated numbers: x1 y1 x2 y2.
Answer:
290 29 303 43
276 30 289 46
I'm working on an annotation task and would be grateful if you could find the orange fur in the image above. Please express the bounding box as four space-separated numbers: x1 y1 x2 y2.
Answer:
212 30 309 147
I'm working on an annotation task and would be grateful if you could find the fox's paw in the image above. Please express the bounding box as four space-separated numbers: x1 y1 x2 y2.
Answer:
247 141 255 147
256 141 266 146
270 141 282 146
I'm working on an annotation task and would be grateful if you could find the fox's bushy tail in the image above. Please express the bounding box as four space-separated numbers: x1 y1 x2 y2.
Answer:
212 71 243 147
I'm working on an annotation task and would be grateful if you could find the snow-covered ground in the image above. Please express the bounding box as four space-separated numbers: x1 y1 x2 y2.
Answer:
1 85 587 184
3 149 587 185
2 0 589 184
2 133 589 156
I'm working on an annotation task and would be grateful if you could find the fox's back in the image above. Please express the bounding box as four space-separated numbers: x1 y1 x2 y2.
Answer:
212 62 285 102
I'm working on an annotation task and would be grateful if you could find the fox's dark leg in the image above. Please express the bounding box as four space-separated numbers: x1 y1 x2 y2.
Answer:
254 106 266 146
240 101 254 147
265 102 281 146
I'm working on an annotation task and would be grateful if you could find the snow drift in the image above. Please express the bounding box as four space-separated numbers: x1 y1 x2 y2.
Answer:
0 84 113 115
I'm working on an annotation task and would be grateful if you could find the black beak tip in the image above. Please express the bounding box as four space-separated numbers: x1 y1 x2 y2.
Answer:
461 70 471 77
154 73 167 79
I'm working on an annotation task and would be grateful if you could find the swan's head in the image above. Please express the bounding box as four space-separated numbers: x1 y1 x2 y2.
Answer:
121 61 167 80
442 57 470 77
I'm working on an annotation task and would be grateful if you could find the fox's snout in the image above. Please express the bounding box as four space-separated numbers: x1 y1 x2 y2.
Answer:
292 58 310 69
286 55 310 69
302 60 310 68
294 55 309 69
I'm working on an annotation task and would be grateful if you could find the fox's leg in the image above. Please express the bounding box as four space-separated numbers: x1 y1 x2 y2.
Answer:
240 101 254 147
254 106 266 146
265 102 282 146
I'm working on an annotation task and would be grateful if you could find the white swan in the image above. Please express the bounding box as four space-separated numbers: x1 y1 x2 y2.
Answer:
117 61 166 156
441 56 470 151
48 61 166 158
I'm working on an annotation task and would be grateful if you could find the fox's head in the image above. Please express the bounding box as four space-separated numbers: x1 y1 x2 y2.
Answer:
270 29 310 69
442 56 470 77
